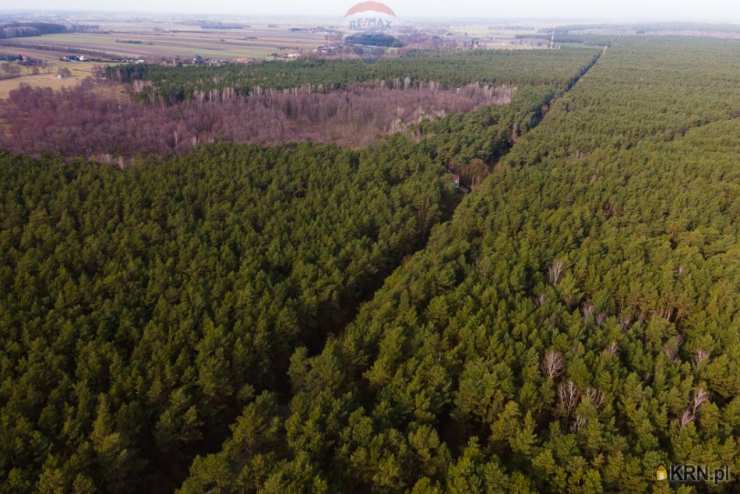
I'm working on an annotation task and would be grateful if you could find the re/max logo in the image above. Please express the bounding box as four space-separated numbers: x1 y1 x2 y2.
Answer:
668 464 731 484
349 18 393 30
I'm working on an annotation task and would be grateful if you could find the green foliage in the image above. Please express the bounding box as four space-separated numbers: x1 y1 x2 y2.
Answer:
345 33 403 48
4 38 739 493
107 47 599 104
0 140 457 491
183 38 740 492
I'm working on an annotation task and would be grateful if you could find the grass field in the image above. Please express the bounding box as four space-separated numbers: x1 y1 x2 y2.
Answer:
0 24 330 97
0 28 328 62
0 19 550 98
0 72 85 98
0 45 108 99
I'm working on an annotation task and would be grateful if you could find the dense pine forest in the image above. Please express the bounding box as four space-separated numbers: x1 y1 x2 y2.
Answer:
1 38 738 493
191 38 738 493
106 48 598 103
0 142 463 492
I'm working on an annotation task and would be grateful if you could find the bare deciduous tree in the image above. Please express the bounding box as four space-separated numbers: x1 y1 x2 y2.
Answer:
692 388 709 414
0 82 515 159
679 388 709 429
548 260 564 285
573 414 588 432
582 303 594 322
663 335 683 362
657 306 676 322
680 409 694 429
605 340 618 357
542 350 564 379
585 387 605 408
596 312 607 326
693 349 709 366
619 313 633 332
558 380 580 415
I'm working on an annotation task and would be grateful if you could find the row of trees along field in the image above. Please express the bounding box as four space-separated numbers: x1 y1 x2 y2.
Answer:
0 49 602 492
179 38 740 493
106 48 600 104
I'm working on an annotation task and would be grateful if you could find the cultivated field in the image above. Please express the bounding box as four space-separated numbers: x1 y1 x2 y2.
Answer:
0 72 82 98
0 16 559 99
0 66 98 101
0 22 334 97
0 45 131 99
0 26 331 62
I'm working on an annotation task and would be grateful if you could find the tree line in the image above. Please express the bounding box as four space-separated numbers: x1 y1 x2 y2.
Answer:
106 48 599 104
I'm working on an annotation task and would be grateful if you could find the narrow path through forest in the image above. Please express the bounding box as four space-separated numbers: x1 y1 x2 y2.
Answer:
317 46 606 348
175 49 608 492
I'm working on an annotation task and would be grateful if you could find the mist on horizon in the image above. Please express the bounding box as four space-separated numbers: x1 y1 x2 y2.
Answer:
2 0 739 24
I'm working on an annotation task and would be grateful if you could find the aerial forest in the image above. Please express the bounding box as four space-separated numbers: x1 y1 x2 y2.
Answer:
0 39 738 493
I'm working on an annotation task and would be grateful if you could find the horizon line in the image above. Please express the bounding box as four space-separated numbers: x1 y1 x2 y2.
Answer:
2 9 740 25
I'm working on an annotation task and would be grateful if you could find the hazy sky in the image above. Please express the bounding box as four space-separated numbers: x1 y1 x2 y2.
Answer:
3 0 739 22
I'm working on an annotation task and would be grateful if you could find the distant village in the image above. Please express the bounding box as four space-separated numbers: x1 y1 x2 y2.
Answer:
0 53 43 66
